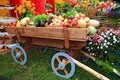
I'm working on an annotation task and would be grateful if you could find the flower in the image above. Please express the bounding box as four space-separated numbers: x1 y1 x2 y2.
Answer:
85 28 120 65
55 0 65 5
16 0 35 19
112 30 120 36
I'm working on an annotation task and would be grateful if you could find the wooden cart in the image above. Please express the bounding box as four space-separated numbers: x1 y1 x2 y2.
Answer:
5 26 109 80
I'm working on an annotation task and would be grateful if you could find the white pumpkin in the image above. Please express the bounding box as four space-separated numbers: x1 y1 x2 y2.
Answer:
90 19 100 27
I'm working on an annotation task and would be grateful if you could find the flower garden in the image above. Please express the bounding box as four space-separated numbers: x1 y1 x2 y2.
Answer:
0 0 120 80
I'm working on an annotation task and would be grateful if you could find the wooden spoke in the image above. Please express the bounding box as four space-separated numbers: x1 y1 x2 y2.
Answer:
20 58 23 62
64 68 69 75
56 57 61 63
14 48 19 52
62 59 70 65
62 59 66 63
65 60 70 65
18 50 23 55
55 67 59 71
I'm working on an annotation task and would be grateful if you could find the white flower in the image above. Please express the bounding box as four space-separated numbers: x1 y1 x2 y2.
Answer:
104 40 107 43
104 35 107 38
104 43 107 46
108 37 110 40
107 42 110 45
91 47 93 50
105 51 108 53
105 46 108 48
110 33 113 36
97 46 99 49
100 46 103 49
89 42 92 44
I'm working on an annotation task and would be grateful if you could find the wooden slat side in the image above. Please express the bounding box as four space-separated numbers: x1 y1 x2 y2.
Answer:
6 27 89 41
31 38 64 48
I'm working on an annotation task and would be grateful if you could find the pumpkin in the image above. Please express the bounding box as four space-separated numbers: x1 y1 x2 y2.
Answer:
90 19 100 27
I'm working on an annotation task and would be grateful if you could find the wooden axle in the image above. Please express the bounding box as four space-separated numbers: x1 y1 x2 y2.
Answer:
71 57 110 80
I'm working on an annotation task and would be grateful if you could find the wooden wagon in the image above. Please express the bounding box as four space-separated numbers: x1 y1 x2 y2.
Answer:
5 26 109 80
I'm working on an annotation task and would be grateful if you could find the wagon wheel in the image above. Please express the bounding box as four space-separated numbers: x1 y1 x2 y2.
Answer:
51 52 75 79
11 45 27 65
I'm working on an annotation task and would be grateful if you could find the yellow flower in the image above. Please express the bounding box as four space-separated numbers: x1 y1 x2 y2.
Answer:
25 1 31 8
17 5 24 14
55 0 64 5
16 0 36 17
21 8 26 13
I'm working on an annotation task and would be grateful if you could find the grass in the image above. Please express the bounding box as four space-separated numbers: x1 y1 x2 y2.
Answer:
0 49 120 80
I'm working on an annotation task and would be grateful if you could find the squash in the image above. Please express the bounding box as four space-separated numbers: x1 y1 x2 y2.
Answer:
89 26 97 35
19 17 30 26
90 19 100 27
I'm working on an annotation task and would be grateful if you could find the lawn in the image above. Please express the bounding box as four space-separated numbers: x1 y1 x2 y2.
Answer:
0 49 120 80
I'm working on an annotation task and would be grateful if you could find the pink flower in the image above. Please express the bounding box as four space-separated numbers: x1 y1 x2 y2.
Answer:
92 34 100 42
97 36 104 44
112 30 120 36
